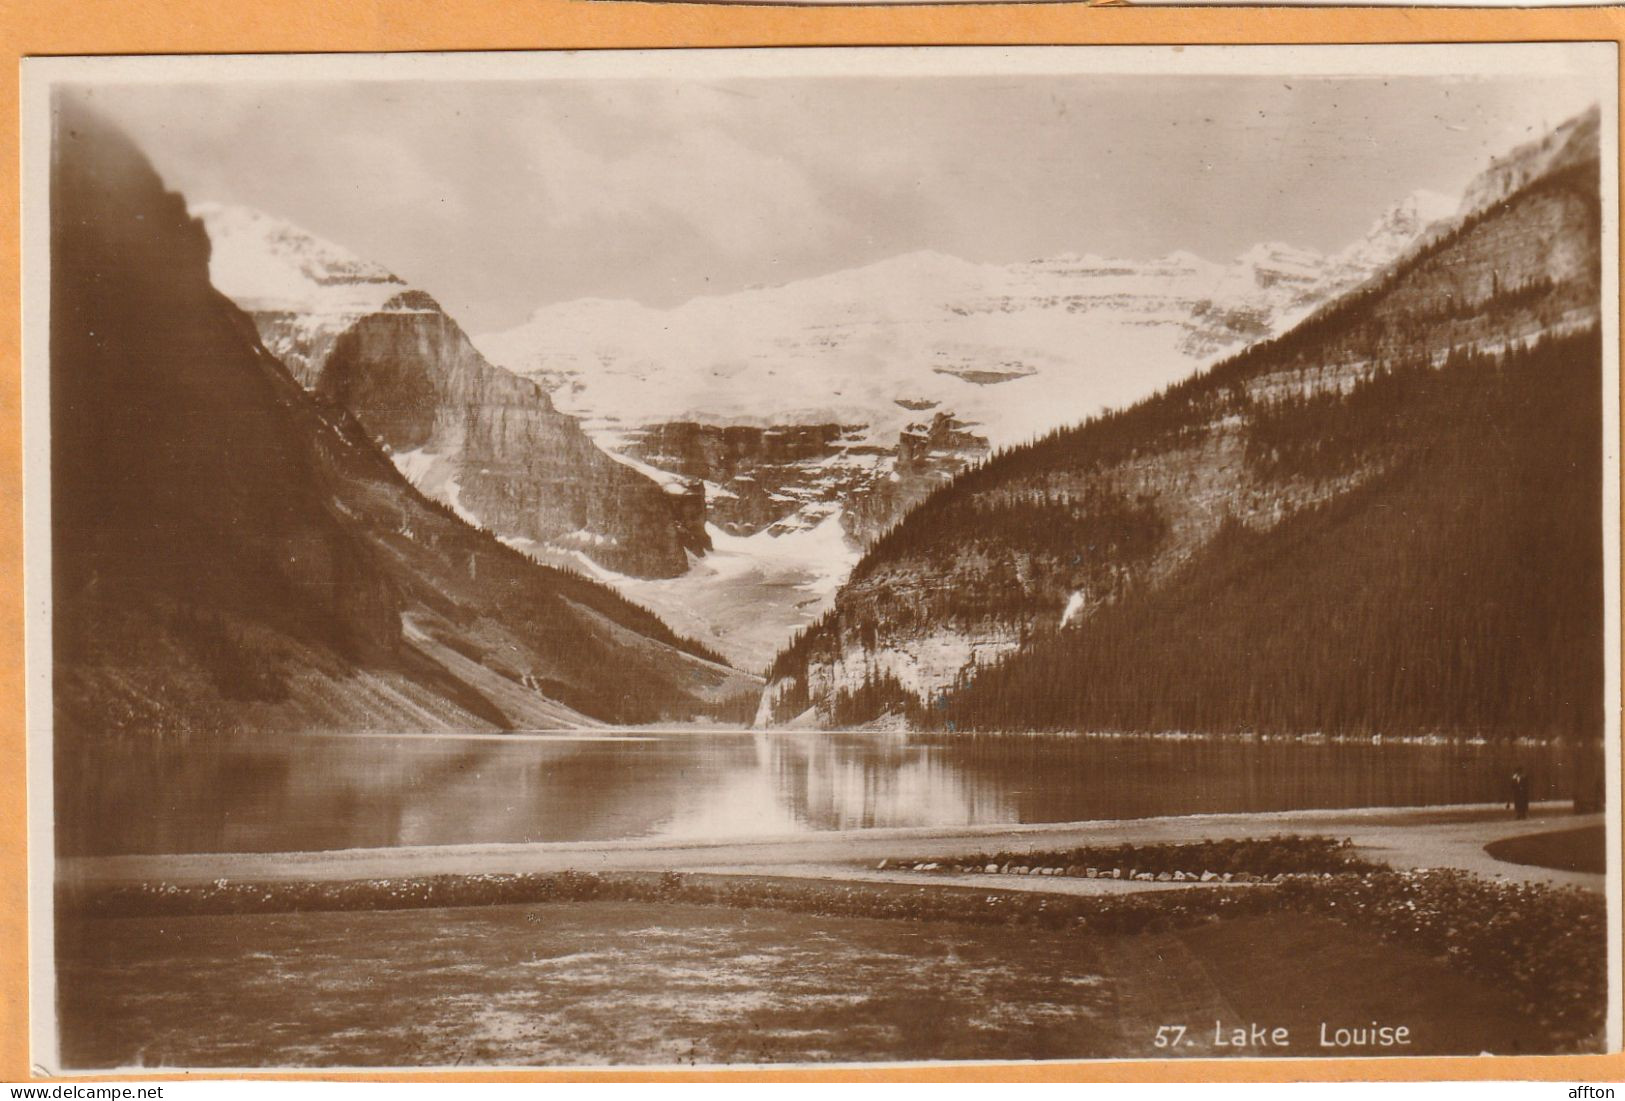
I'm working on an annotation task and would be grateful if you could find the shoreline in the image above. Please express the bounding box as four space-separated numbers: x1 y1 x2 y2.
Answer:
290 726 1588 746
59 801 1603 894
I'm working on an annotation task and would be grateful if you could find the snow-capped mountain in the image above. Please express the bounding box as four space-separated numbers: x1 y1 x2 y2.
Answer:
55 105 756 739
196 188 1455 670
194 203 709 581
194 201 415 385
757 107 1601 731
478 189 1456 458
1332 189 1461 275
466 192 1453 667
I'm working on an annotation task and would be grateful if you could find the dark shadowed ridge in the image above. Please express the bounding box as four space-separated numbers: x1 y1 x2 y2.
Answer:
50 95 760 741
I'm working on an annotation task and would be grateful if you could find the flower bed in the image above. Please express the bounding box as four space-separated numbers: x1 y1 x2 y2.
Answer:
880 834 1380 882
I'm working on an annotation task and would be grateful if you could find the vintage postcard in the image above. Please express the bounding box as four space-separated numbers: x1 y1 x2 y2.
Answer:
18 40 1622 1075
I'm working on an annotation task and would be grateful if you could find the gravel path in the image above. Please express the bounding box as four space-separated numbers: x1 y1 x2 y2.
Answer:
61 801 1605 895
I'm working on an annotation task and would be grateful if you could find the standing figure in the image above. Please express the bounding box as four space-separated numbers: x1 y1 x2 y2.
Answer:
1509 766 1531 820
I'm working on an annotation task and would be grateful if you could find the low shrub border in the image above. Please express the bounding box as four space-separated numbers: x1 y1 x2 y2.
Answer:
1274 868 1605 1046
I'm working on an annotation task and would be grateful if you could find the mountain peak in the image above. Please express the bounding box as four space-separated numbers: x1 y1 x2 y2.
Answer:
1457 104 1600 222
1363 189 1459 243
191 201 407 315
1325 187 1461 277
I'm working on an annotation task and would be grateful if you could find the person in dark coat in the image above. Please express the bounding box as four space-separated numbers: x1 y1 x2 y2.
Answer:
1509 766 1531 820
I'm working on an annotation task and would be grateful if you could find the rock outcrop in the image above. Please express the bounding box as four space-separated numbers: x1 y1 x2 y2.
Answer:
620 413 987 545
196 204 708 579
317 296 709 577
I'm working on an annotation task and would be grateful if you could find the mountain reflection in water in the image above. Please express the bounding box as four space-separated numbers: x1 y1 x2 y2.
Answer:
56 730 1571 857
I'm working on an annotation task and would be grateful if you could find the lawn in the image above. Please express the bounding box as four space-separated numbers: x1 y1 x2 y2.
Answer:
58 900 1540 1068
1484 825 1606 874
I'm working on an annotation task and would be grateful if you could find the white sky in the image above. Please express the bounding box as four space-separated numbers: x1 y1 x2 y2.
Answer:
57 46 1611 333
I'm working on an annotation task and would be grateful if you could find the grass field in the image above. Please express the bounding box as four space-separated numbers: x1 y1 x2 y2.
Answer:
1484 825 1606 874
58 900 1542 1068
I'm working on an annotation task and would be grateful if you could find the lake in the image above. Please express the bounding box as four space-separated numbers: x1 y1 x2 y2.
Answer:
56 729 1576 857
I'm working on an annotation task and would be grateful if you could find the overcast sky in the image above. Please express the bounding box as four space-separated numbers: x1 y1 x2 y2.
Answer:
71 61 1604 334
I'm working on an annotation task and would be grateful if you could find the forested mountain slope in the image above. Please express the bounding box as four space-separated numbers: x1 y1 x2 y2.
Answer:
51 98 756 743
762 107 1602 744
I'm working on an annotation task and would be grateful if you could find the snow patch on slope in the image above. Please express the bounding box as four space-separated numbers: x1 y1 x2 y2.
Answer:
1060 591 1086 629
567 512 859 672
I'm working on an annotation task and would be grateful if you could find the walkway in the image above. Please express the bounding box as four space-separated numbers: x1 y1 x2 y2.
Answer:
60 802 1606 894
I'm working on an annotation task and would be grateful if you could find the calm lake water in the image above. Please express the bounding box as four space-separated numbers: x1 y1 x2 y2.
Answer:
57 730 1574 857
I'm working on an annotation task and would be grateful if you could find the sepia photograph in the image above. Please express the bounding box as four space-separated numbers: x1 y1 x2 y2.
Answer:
22 43 1622 1071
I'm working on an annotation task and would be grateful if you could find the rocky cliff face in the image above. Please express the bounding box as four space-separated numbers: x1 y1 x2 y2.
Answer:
761 107 1602 729
846 413 991 546
51 98 756 743
195 204 707 579
620 413 987 545
317 295 709 577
